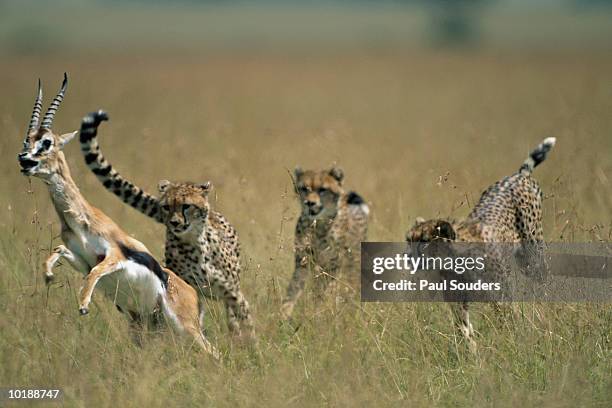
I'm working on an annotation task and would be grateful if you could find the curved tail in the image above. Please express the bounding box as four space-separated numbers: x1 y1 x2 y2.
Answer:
519 137 556 175
346 191 370 216
79 110 164 223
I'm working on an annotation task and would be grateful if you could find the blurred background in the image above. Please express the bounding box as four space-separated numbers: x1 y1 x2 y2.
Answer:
1 0 612 55
0 1 611 406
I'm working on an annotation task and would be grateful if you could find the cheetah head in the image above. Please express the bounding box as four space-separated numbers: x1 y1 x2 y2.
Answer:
157 180 212 237
406 217 456 243
405 217 458 263
293 166 344 220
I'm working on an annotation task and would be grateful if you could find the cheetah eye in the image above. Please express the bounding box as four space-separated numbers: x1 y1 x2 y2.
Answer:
318 187 328 194
182 204 191 212
161 205 170 212
297 186 308 194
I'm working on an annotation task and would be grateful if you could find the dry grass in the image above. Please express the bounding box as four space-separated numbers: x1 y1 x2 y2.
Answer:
0 51 611 407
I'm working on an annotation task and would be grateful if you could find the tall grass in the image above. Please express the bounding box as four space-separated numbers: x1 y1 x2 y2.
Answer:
0 51 610 406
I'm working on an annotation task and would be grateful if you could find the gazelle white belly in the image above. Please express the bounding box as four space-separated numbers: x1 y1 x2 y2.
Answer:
62 229 165 315
96 260 166 314
64 231 110 272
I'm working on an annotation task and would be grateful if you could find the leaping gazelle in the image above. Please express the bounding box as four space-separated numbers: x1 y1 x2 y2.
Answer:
17 74 219 359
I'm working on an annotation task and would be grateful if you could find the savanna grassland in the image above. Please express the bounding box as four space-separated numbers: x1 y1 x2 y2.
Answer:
0 50 611 407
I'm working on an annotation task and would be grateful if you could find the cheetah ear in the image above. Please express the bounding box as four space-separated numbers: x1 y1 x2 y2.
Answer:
434 220 456 241
294 166 304 179
198 181 212 195
329 166 344 183
158 179 172 193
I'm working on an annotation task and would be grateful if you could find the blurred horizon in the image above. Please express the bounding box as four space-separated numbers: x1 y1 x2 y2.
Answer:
1 0 611 56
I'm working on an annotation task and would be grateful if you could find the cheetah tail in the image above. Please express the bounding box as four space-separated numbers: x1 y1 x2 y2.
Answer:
519 137 556 175
346 191 370 216
79 110 163 223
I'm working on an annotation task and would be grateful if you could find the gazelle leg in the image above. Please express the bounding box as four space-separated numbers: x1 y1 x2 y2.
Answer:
44 245 89 284
198 303 206 329
127 310 145 347
182 320 221 361
163 271 220 360
78 256 121 315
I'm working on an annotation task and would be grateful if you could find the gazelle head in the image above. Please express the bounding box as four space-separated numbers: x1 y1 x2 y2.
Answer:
17 73 77 179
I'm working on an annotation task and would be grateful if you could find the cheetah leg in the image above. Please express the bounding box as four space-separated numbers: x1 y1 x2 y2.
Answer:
44 245 89 285
451 302 477 353
344 246 360 272
516 242 548 281
233 290 255 340
312 251 342 305
224 301 241 335
312 264 342 307
200 269 239 334
281 256 310 320
223 290 255 341
514 198 548 279
492 302 520 326
206 268 255 340
313 264 332 292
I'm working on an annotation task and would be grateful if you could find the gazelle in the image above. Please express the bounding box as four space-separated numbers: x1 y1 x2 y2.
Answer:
17 74 219 359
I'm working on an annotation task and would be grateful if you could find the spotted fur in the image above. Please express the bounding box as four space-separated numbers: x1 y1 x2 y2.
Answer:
80 117 253 339
406 137 556 350
409 137 556 246
281 166 369 319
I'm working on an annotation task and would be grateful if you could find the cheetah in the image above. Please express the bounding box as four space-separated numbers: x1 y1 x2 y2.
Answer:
79 118 254 340
406 137 556 350
281 166 369 320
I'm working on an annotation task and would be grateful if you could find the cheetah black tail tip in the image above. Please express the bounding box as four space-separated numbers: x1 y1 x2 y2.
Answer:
79 111 109 143
347 191 370 216
90 110 108 123
520 137 556 175
81 110 108 126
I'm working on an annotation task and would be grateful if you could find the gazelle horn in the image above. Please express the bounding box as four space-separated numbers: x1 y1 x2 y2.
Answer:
27 79 43 134
40 73 68 130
